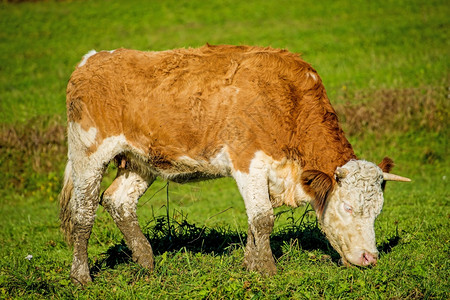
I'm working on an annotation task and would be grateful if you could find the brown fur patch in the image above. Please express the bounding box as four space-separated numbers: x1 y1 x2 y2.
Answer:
67 45 356 175
378 157 394 173
300 170 334 216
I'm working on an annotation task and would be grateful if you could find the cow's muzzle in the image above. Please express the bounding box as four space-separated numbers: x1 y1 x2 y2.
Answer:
340 251 378 267
361 251 378 266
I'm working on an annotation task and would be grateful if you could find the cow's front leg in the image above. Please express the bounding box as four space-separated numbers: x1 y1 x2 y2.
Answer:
233 157 277 275
243 209 276 275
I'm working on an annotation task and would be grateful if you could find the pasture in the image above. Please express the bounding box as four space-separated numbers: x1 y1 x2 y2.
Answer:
0 0 448 298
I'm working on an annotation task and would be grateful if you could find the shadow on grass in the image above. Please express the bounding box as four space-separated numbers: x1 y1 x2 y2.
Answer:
91 208 402 275
91 208 343 274
378 232 401 255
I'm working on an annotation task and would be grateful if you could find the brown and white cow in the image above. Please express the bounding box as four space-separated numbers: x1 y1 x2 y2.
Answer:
60 44 410 285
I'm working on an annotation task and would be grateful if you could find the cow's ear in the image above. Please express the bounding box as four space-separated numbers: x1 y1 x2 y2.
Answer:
378 157 394 191
301 170 334 216
378 157 394 173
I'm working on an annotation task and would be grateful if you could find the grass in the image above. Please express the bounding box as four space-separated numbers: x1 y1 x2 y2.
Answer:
0 0 448 123
0 0 449 299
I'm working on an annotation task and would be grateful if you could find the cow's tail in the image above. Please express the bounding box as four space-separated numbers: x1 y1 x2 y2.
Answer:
59 160 74 245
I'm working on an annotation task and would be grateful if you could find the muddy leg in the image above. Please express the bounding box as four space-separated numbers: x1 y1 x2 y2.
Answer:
243 211 276 275
70 165 104 285
101 167 156 270
234 160 277 275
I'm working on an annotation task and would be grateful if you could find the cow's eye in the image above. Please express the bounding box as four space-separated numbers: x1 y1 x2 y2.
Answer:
343 203 353 213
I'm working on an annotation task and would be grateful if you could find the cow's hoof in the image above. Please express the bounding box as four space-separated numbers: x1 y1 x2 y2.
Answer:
135 254 155 271
244 257 277 276
131 242 155 271
70 273 92 286
70 260 92 286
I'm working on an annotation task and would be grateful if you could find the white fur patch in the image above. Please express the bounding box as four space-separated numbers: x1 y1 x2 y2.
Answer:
308 72 317 82
233 151 311 208
337 160 384 217
89 134 128 163
233 151 273 221
267 159 310 207
68 122 97 149
104 172 149 220
78 50 97 67
68 125 128 177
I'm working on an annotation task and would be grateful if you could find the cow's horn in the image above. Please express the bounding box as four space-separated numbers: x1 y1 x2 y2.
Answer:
383 173 411 182
335 167 349 179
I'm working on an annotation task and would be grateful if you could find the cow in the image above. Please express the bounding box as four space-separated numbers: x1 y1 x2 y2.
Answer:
60 44 410 285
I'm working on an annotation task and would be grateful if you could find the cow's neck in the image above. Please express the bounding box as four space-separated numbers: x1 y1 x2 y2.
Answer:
287 90 356 177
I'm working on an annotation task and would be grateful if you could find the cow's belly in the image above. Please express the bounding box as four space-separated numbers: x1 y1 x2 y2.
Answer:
127 147 234 183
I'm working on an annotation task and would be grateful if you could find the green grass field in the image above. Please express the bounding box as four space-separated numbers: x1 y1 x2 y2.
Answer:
0 0 448 298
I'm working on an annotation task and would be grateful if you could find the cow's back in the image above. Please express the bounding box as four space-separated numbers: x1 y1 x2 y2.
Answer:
67 45 353 174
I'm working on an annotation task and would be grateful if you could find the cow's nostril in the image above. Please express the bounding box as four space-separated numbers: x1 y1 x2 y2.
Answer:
362 252 378 266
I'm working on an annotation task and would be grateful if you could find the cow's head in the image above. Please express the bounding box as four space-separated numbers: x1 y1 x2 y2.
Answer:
301 158 410 266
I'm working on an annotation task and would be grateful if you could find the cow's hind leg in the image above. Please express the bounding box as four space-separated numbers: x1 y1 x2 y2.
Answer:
101 162 156 270
233 157 277 275
70 161 105 285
